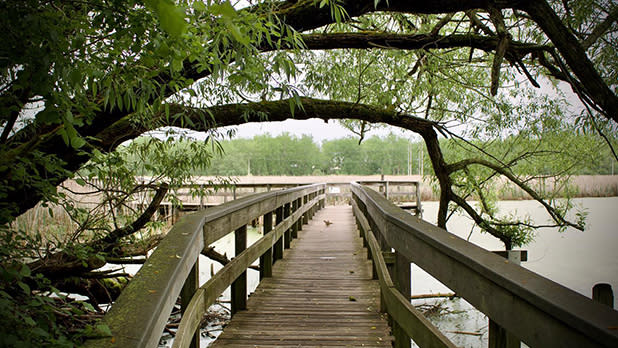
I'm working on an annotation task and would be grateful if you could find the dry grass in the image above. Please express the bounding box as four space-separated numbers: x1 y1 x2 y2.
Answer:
11 204 77 245
203 174 618 201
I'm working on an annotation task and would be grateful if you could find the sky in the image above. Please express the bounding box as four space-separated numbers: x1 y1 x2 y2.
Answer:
215 118 414 143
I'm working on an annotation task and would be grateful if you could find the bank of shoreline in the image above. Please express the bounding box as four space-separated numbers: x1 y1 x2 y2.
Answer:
190 174 618 201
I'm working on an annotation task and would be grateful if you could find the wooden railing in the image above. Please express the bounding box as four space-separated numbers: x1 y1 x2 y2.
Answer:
160 180 420 209
351 182 618 348
85 183 326 348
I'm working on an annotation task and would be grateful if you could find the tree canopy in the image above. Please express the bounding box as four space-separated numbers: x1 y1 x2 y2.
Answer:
1 0 617 344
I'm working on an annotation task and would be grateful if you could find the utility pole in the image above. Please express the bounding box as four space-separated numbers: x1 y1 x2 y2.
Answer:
418 146 424 176
407 142 412 176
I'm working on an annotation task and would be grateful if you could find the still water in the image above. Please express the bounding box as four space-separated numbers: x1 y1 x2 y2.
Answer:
413 197 618 347
161 197 617 347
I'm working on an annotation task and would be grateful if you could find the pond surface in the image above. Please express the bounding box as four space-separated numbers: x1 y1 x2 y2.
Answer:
413 197 618 347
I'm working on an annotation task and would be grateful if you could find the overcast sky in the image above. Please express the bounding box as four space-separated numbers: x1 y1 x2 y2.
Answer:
215 118 415 143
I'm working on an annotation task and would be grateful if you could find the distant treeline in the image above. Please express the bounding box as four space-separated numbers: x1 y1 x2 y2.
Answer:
123 132 617 177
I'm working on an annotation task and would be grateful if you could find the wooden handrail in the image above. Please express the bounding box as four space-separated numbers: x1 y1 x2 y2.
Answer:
352 198 456 348
85 183 326 348
172 193 321 347
351 182 618 348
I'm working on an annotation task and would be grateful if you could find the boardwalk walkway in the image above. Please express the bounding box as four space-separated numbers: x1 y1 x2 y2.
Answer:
211 205 393 347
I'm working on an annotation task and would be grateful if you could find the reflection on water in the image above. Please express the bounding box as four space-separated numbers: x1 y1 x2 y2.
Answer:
412 197 618 347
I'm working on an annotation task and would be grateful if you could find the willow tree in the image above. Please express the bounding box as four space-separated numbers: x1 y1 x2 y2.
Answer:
0 0 616 343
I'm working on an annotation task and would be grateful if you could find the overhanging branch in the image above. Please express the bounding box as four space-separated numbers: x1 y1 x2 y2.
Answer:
446 157 583 231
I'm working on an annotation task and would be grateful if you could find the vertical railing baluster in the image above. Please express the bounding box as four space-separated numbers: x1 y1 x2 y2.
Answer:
415 181 422 218
231 225 247 316
284 203 291 249
291 200 298 239
180 260 199 348
393 251 412 348
274 206 284 262
260 212 273 279
489 251 521 348
296 197 303 231
303 195 309 224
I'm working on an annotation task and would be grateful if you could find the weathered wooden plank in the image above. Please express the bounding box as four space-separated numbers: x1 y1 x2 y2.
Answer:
211 206 392 347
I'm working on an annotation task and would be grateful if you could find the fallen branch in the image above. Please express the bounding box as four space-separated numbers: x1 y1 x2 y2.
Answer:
447 330 484 336
202 246 260 271
411 292 457 300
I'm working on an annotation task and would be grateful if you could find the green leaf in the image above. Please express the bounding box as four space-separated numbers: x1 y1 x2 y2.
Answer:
37 108 61 125
146 0 187 37
69 69 82 87
96 324 113 337
24 316 36 327
19 265 31 278
82 302 96 312
211 1 237 19
226 21 249 45
17 281 30 294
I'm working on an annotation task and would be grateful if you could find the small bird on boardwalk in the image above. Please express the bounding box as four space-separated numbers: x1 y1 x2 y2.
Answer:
323 220 333 227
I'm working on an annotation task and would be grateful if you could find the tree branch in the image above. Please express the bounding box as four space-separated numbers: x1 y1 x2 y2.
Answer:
446 157 583 231
202 247 259 271
581 5 618 49
519 0 618 122
488 4 510 96
89 183 168 252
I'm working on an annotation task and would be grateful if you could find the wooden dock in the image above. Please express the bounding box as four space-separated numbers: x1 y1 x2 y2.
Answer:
211 206 393 347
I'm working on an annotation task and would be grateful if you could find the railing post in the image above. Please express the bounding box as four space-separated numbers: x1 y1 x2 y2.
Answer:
180 260 199 348
284 202 291 249
303 195 309 224
377 227 390 313
296 197 303 231
291 200 298 239
489 251 522 348
260 211 273 279
393 251 412 348
415 182 422 217
385 181 389 200
274 206 284 262
231 225 247 316
593 283 614 308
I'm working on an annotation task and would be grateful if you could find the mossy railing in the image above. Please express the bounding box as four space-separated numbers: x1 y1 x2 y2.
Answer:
85 183 325 348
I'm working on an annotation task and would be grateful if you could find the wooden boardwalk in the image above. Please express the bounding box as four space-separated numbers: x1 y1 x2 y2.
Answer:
211 206 393 347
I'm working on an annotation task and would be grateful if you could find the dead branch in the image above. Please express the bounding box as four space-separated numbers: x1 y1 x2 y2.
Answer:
202 247 260 271
411 292 457 300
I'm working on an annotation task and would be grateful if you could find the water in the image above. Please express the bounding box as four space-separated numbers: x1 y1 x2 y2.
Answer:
412 197 618 347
